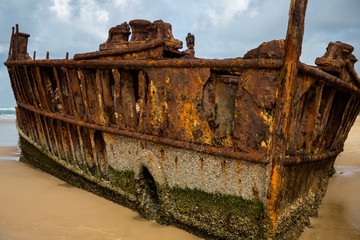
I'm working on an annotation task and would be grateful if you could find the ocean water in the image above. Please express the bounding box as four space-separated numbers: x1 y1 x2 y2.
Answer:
0 107 16 121
0 107 19 160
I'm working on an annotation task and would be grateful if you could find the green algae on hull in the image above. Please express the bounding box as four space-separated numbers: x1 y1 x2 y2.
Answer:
108 166 137 195
19 133 270 239
167 187 266 239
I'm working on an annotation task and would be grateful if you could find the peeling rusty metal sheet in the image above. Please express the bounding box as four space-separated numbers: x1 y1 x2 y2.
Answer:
6 2 360 239
17 102 267 164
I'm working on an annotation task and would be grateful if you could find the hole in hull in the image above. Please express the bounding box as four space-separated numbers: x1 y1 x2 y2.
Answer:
137 167 160 220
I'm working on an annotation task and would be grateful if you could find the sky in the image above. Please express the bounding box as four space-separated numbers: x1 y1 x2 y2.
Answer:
0 0 359 107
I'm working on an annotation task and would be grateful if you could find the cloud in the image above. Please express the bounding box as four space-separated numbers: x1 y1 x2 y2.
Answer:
50 0 73 22
49 0 109 38
30 0 110 58
112 0 140 9
206 0 252 25
0 44 8 54
306 0 360 30
77 0 109 25
0 0 359 108
190 0 289 59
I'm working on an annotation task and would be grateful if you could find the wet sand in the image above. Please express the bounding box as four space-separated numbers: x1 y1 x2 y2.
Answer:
0 119 18 148
0 119 201 240
0 158 200 240
300 117 360 240
0 146 19 160
0 118 360 239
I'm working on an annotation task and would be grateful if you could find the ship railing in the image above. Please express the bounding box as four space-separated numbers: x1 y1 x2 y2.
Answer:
5 57 360 166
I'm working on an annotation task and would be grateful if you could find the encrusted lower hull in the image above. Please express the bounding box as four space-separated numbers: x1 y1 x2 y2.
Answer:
18 122 335 240
6 1 360 238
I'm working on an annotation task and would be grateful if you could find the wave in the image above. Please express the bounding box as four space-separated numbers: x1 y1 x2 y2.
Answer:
0 107 16 120
0 115 16 120
0 107 16 111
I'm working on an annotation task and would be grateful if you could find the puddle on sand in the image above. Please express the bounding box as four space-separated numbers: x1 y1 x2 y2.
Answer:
334 165 360 177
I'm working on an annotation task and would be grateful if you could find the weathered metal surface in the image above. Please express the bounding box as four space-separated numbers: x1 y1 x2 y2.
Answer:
8 24 30 61
315 41 357 81
299 62 360 95
5 58 283 69
267 0 308 233
16 102 266 163
5 1 360 239
99 22 131 51
7 58 283 162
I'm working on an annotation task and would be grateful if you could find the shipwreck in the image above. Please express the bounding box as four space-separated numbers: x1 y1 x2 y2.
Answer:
4 0 360 239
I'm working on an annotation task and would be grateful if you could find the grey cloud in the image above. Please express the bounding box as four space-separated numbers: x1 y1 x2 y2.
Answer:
0 0 359 107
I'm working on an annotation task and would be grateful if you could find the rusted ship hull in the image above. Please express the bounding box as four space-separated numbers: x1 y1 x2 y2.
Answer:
5 0 360 239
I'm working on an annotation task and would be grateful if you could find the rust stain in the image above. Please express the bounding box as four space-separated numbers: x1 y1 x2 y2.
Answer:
252 183 259 200
160 148 165 165
221 160 227 185
174 156 178 172
199 157 204 179
5 8 360 238
267 0 308 233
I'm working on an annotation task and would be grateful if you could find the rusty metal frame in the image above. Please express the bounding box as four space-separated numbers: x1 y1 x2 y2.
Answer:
5 1 360 238
267 0 308 233
17 101 344 167
5 58 283 70
17 102 268 164
299 63 360 95
73 39 176 60
6 59 359 97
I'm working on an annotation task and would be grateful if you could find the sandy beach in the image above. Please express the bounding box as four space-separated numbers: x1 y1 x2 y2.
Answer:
0 118 360 239
299 117 360 240
0 160 200 240
0 146 19 159
0 119 201 240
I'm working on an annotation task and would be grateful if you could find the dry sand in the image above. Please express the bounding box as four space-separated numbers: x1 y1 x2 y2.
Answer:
0 118 360 239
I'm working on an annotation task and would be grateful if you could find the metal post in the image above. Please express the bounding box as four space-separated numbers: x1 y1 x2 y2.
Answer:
266 0 308 235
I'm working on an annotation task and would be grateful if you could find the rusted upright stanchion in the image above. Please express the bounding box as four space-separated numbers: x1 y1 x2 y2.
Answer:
266 0 308 236
8 27 15 60
15 24 19 60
